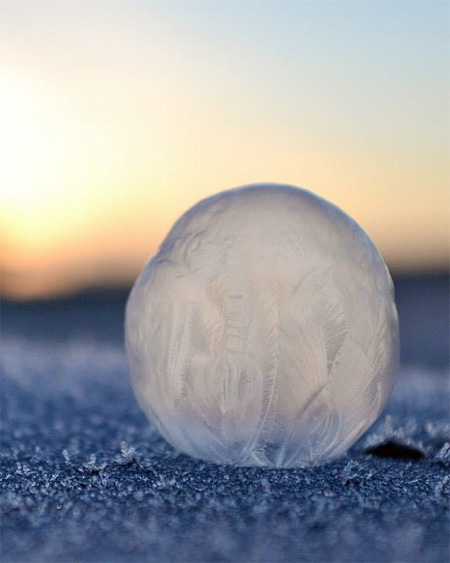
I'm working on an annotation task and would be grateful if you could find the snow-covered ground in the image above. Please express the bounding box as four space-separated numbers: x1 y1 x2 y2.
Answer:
1 276 449 562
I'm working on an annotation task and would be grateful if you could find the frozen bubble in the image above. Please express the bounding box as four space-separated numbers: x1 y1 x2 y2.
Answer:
126 184 399 467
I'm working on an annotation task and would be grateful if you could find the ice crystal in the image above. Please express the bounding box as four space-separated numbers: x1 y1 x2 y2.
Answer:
126 184 399 467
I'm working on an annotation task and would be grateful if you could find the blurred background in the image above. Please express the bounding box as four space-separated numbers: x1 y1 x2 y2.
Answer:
1 0 449 367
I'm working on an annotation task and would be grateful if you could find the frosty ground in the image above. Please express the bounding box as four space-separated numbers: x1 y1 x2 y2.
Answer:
1 276 449 563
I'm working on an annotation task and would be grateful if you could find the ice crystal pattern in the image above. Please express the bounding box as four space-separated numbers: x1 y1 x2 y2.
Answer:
126 184 399 467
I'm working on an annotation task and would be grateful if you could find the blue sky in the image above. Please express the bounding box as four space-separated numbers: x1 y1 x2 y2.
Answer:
1 1 448 297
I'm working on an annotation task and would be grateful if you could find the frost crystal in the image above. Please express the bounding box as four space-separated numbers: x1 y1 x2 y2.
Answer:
126 184 399 467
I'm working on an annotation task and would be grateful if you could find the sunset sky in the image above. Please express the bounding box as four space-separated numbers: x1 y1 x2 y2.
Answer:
1 1 449 299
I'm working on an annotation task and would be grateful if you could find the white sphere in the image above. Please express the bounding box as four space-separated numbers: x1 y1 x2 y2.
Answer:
126 184 399 467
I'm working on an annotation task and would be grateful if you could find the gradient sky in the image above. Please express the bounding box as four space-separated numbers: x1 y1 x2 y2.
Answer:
1 1 449 298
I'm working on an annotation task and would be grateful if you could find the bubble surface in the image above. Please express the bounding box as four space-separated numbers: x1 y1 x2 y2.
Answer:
126 184 399 467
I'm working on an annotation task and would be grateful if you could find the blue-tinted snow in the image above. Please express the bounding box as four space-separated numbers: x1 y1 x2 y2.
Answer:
1 276 449 562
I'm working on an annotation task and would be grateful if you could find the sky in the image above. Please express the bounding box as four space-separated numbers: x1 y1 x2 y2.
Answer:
1 0 449 298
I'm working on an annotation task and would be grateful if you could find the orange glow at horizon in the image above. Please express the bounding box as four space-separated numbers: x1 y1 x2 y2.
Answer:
1 1 448 299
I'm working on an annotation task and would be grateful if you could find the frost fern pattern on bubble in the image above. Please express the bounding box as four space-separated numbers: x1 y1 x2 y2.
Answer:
126 184 399 467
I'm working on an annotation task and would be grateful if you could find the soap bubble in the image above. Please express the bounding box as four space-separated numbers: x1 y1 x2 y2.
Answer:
126 184 399 467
